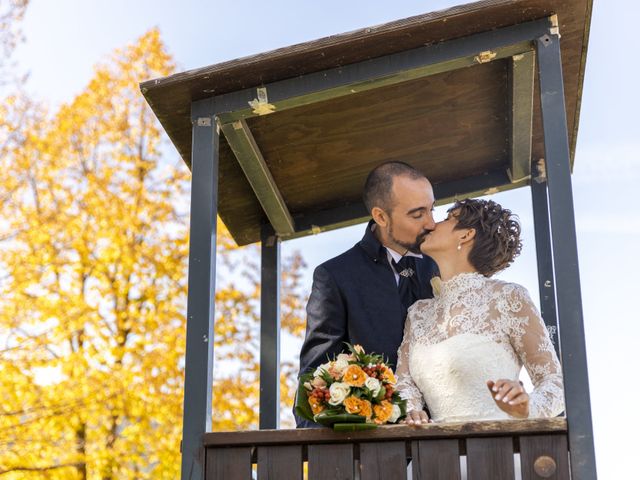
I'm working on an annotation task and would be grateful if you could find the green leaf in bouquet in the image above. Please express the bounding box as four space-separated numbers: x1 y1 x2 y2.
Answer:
344 342 366 362
351 388 365 399
294 379 315 422
375 387 386 402
333 423 378 432
362 354 376 365
362 389 373 402
313 410 366 426
319 369 333 384
397 398 408 421
390 391 405 404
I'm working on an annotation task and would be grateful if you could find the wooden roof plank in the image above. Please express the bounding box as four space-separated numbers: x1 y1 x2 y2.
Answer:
140 0 592 246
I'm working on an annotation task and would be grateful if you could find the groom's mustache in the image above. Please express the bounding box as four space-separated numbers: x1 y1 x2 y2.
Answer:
417 229 432 242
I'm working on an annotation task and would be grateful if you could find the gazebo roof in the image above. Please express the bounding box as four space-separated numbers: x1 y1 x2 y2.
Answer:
141 0 592 246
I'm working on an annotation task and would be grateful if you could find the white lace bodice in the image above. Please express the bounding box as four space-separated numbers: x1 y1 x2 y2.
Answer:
396 272 564 421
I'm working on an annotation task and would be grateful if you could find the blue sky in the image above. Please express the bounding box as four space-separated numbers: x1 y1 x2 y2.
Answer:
14 1 639 477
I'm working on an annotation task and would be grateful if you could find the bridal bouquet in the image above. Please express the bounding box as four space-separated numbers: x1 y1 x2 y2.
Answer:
295 343 407 431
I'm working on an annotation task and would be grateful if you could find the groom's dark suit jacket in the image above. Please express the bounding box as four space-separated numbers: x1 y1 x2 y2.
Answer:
296 221 438 427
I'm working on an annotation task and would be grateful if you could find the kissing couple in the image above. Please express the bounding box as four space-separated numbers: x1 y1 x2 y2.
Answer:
295 161 563 427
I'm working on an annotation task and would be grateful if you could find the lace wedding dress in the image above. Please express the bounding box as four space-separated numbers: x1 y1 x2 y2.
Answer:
396 272 564 422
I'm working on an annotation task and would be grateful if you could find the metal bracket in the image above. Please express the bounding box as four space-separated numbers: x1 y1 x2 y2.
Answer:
264 234 277 247
249 87 277 115
549 14 561 37
474 50 497 64
534 158 547 183
196 117 212 127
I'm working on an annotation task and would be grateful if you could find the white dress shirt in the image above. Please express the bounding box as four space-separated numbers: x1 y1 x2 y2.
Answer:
385 247 422 285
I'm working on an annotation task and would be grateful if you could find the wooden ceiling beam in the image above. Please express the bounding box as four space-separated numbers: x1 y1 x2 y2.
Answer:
220 119 295 236
284 169 527 240
509 51 536 182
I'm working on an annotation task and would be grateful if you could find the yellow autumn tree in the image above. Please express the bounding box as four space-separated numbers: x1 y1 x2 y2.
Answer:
0 29 307 479
0 0 29 86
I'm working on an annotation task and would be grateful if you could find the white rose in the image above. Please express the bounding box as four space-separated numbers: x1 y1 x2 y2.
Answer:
311 377 327 389
389 404 402 423
337 353 354 362
314 362 331 378
364 377 381 397
328 382 351 406
332 358 350 376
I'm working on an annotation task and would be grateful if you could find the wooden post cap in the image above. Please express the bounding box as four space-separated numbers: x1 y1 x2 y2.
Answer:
533 455 557 478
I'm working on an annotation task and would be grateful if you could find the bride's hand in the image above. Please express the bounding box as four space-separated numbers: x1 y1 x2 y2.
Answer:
403 409 430 425
487 379 530 419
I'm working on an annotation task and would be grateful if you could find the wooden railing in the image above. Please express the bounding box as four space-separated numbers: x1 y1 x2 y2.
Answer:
203 418 569 479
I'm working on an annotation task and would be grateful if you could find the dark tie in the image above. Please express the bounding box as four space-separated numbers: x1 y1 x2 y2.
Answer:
391 256 420 310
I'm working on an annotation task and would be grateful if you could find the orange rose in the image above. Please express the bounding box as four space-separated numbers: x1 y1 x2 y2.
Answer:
343 397 372 418
343 364 367 387
359 399 372 419
308 396 325 415
381 366 396 384
373 400 393 424
343 396 362 414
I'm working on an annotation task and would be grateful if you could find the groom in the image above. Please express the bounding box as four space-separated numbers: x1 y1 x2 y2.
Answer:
295 161 438 427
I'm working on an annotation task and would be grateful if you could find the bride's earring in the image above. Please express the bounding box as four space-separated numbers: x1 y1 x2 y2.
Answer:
457 243 462 251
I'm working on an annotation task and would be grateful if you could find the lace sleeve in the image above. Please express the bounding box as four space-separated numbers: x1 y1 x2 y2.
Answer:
506 285 565 418
395 305 424 413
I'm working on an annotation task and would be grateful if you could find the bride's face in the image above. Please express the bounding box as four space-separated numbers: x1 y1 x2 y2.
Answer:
420 209 461 255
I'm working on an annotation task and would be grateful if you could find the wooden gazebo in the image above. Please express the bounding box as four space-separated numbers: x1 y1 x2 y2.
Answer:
141 0 595 478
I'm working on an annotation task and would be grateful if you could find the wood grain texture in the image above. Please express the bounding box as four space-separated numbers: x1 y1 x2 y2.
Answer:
308 443 354 480
466 437 515 480
359 442 407 480
248 61 509 215
257 445 303 480
411 439 461 480
203 418 567 447
205 447 252 480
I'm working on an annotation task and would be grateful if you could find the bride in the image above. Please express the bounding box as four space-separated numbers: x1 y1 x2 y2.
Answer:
396 198 564 424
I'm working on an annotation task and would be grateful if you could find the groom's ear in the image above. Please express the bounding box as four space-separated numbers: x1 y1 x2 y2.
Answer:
371 206 389 227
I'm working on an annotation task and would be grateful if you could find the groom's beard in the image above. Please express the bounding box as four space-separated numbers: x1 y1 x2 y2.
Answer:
389 225 431 254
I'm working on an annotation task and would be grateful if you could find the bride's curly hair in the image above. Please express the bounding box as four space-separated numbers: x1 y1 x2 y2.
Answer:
450 198 522 277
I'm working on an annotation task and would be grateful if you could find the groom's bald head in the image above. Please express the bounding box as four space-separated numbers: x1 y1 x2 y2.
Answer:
363 161 427 213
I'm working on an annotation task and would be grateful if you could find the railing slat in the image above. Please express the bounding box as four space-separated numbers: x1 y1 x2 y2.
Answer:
308 444 354 479
467 437 515 480
411 439 461 480
205 447 252 480
257 445 303 480
359 442 406 480
520 434 570 480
